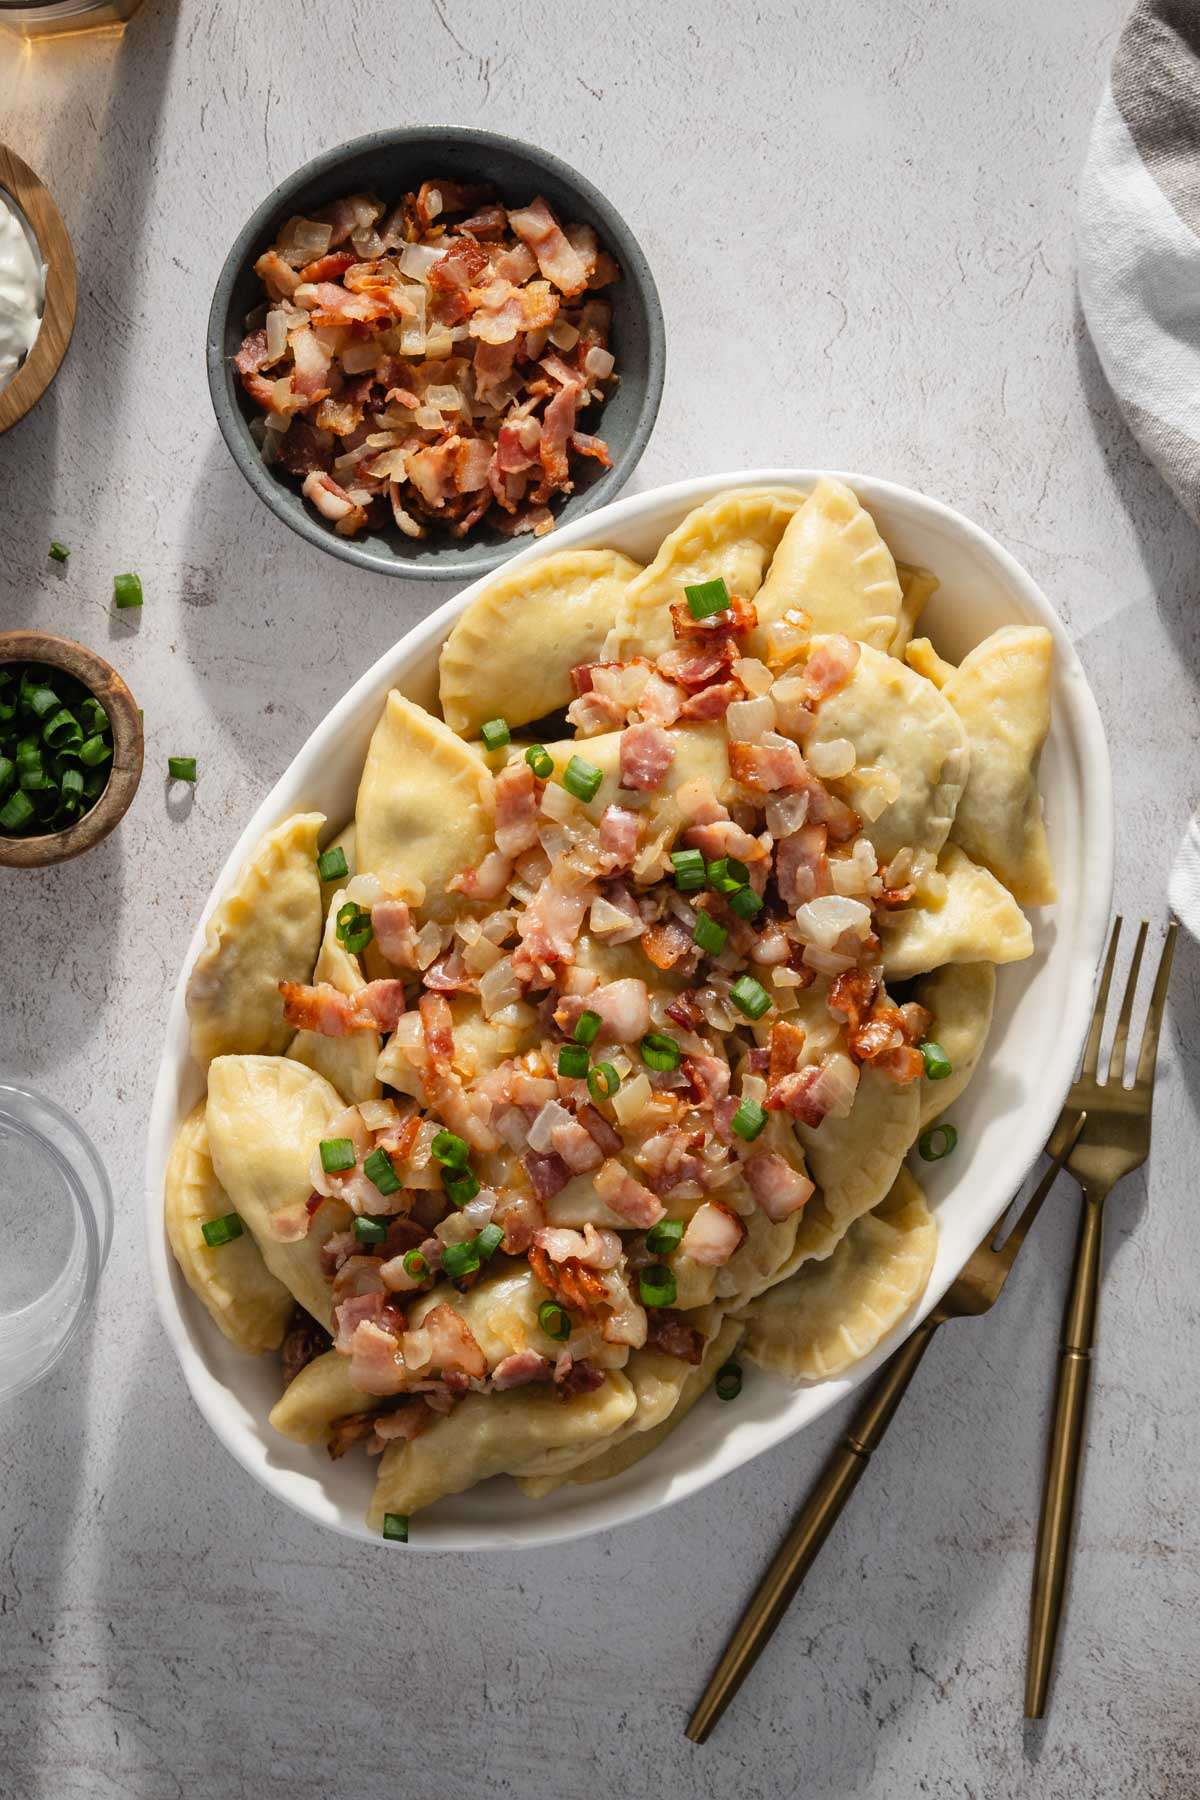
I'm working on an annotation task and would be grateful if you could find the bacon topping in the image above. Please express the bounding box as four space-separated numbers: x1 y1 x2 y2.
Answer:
593 1158 666 1228
278 978 407 1035
619 722 675 791
744 1152 815 1221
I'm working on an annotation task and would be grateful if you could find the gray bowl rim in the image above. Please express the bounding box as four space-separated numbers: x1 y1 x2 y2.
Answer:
205 125 666 582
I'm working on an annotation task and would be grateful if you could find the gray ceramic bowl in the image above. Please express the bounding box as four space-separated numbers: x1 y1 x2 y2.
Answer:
206 128 665 581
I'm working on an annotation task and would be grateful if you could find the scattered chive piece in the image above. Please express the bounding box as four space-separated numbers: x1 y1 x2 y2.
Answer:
317 844 349 883
715 1360 743 1402
525 744 554 779
441 1237 481 1278
431 1129 469 1169
382 1512 409 1543
335 901 373 956
646 1217 684 1257
167 756 197 783
730 974 771 1020
641 1031 681 1072
573 1009 602 1046
638 1264 678 1308
113 572 143 609
920 1041 953 1081
0 756 12 796
731 1097 767 1142
402 1248 429 1282
671 847 706 892
443 1167 480 1208
201 1213 244 1248
353 1214 388 1246
59 767 84 805
693 910 728 956
318 1137 356 1174
538 1300 571 1340
476 1222 505 1260
0 791 34 831
706 856 750 895
684 575 731 620
80 697 107 736
587 1062 620 1103
78 734 112 768
918 1123 958 1162
562 753 602 804
49 541 70 563
25 681 59 720
480 717 510 752
363 1147 402 1196
42 706 80 748
557 1042 589 1079
728 884 763 921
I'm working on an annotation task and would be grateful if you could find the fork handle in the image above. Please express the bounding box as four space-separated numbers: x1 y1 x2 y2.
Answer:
1025 1190 1104 1719
686 1315 942 1744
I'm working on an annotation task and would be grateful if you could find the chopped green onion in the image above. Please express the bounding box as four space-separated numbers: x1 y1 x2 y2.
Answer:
24 679 59 720
557 1042 589 1079
476 1221 505 1260
42 707 80 748
918 1123 958 1162
538 1300 571 1340
730 974 772 1020
0 757 12 796
562 754 603 804
671 847 706 891
443 1167 480 1208
363 1147 402 1196
318 1137 356 1174
715 1360 743 1402
201 1213 244 1248
402 1249 429 1282
920 1041 953 1081
48 541 70 563
480 717 510 751
80 697 108 737
353 1214 388 1246
638 1264 677 1308
78 734 112 768
587 1062 620 1103
335 900 373 955
731 1097 767 1142
706 856 750 895
573 1009 602 1046
684 576 731 620
59 767 84 806
728 884 764 920
317 844 349 883
441 1237 481 1278
167 756 197 783
525 744 554 779
641 1031 681 1072
0 791 34 831
113 572 143 609
382 1512 409 1542
646 1217 684 1257
431 1129 470 1168
693 910 728 956
19 769 54 792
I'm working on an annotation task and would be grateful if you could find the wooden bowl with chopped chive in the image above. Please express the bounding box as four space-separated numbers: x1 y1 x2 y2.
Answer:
0 630 142 868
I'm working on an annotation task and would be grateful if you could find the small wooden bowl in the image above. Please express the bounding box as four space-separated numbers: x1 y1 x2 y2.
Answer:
0 144 77 435
0 631 143 868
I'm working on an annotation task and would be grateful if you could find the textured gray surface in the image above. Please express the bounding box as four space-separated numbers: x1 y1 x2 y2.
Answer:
2 2 1199 1796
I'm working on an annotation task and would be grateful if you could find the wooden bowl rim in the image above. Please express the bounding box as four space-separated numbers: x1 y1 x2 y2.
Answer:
0 630 143 867
0 143 77 433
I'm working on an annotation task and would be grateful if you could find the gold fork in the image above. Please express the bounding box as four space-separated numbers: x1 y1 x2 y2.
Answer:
686 1111 1087 1745
1025 917 1178 1719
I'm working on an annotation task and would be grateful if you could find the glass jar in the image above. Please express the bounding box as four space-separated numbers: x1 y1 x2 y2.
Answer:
0 0 146 38
0 1083 113 1402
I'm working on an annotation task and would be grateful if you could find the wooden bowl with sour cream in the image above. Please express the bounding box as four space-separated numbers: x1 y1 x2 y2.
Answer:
0 144 76 434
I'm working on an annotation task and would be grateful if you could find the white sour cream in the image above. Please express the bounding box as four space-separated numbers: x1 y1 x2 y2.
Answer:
0 191 45 390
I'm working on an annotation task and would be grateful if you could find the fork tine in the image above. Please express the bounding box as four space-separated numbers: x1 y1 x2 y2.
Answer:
1081 917 1122 1079
1133 920 1179 1090
1107 920 1148 1084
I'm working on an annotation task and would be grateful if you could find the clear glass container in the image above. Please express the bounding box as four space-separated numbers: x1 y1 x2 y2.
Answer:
0 1083 112 1402
0 0 145 38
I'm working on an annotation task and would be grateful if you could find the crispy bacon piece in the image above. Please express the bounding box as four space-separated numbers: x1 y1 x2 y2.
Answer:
645 1310 706 1363
508 195 590 295
493 1188 546 1255
494 761 540 857
641 916 696 972
532 1223 623 1268
513 871 590 979
253 249 301 299
327 1411 380 1459
234 328 270 378
527 1242 612 1321
827 968 879 1033
538 378 583 488
657 642 736 689
728 738 806 792
593 1157 665 1227
301 471 367 536
619 723 674 791
767 1019 807 1094
598 804 641 870
744 1152 815 1221
571 430 612 467
492 1350 554 1390
403 1303 488 1379
679 680 743 720
638 672 685 727
680 1200 746 1266
554 978 650 1045
804 634 860 701
775 825 832 908
278 978 407 1035
280 1313 330 1385
428 236 491 290
669 593 758 640
415 179 493 228
682 1052 731 1108
522 1150 572 1202
769 1053 861 1127
665 990 705 1031
448 849 513 900
299 250 357 283
371 898 419 968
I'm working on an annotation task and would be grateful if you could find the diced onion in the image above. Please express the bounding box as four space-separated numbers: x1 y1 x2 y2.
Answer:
765 790 810 838
807 737 856 779
413 405 444 430
548 320 580 350
479 955 520 1018
265 308 288 361
423 328 454 358
733 657 774 697
340 339 379 375
853 764 902 822
802 943 856 975
528 1100 574 1153
741 1074 768 1107
414 920 445 969
399 242 443 280
589 896 643 942
612 1071 653 1127
584 346 615 378
725 696 776 743
792 895 873 949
